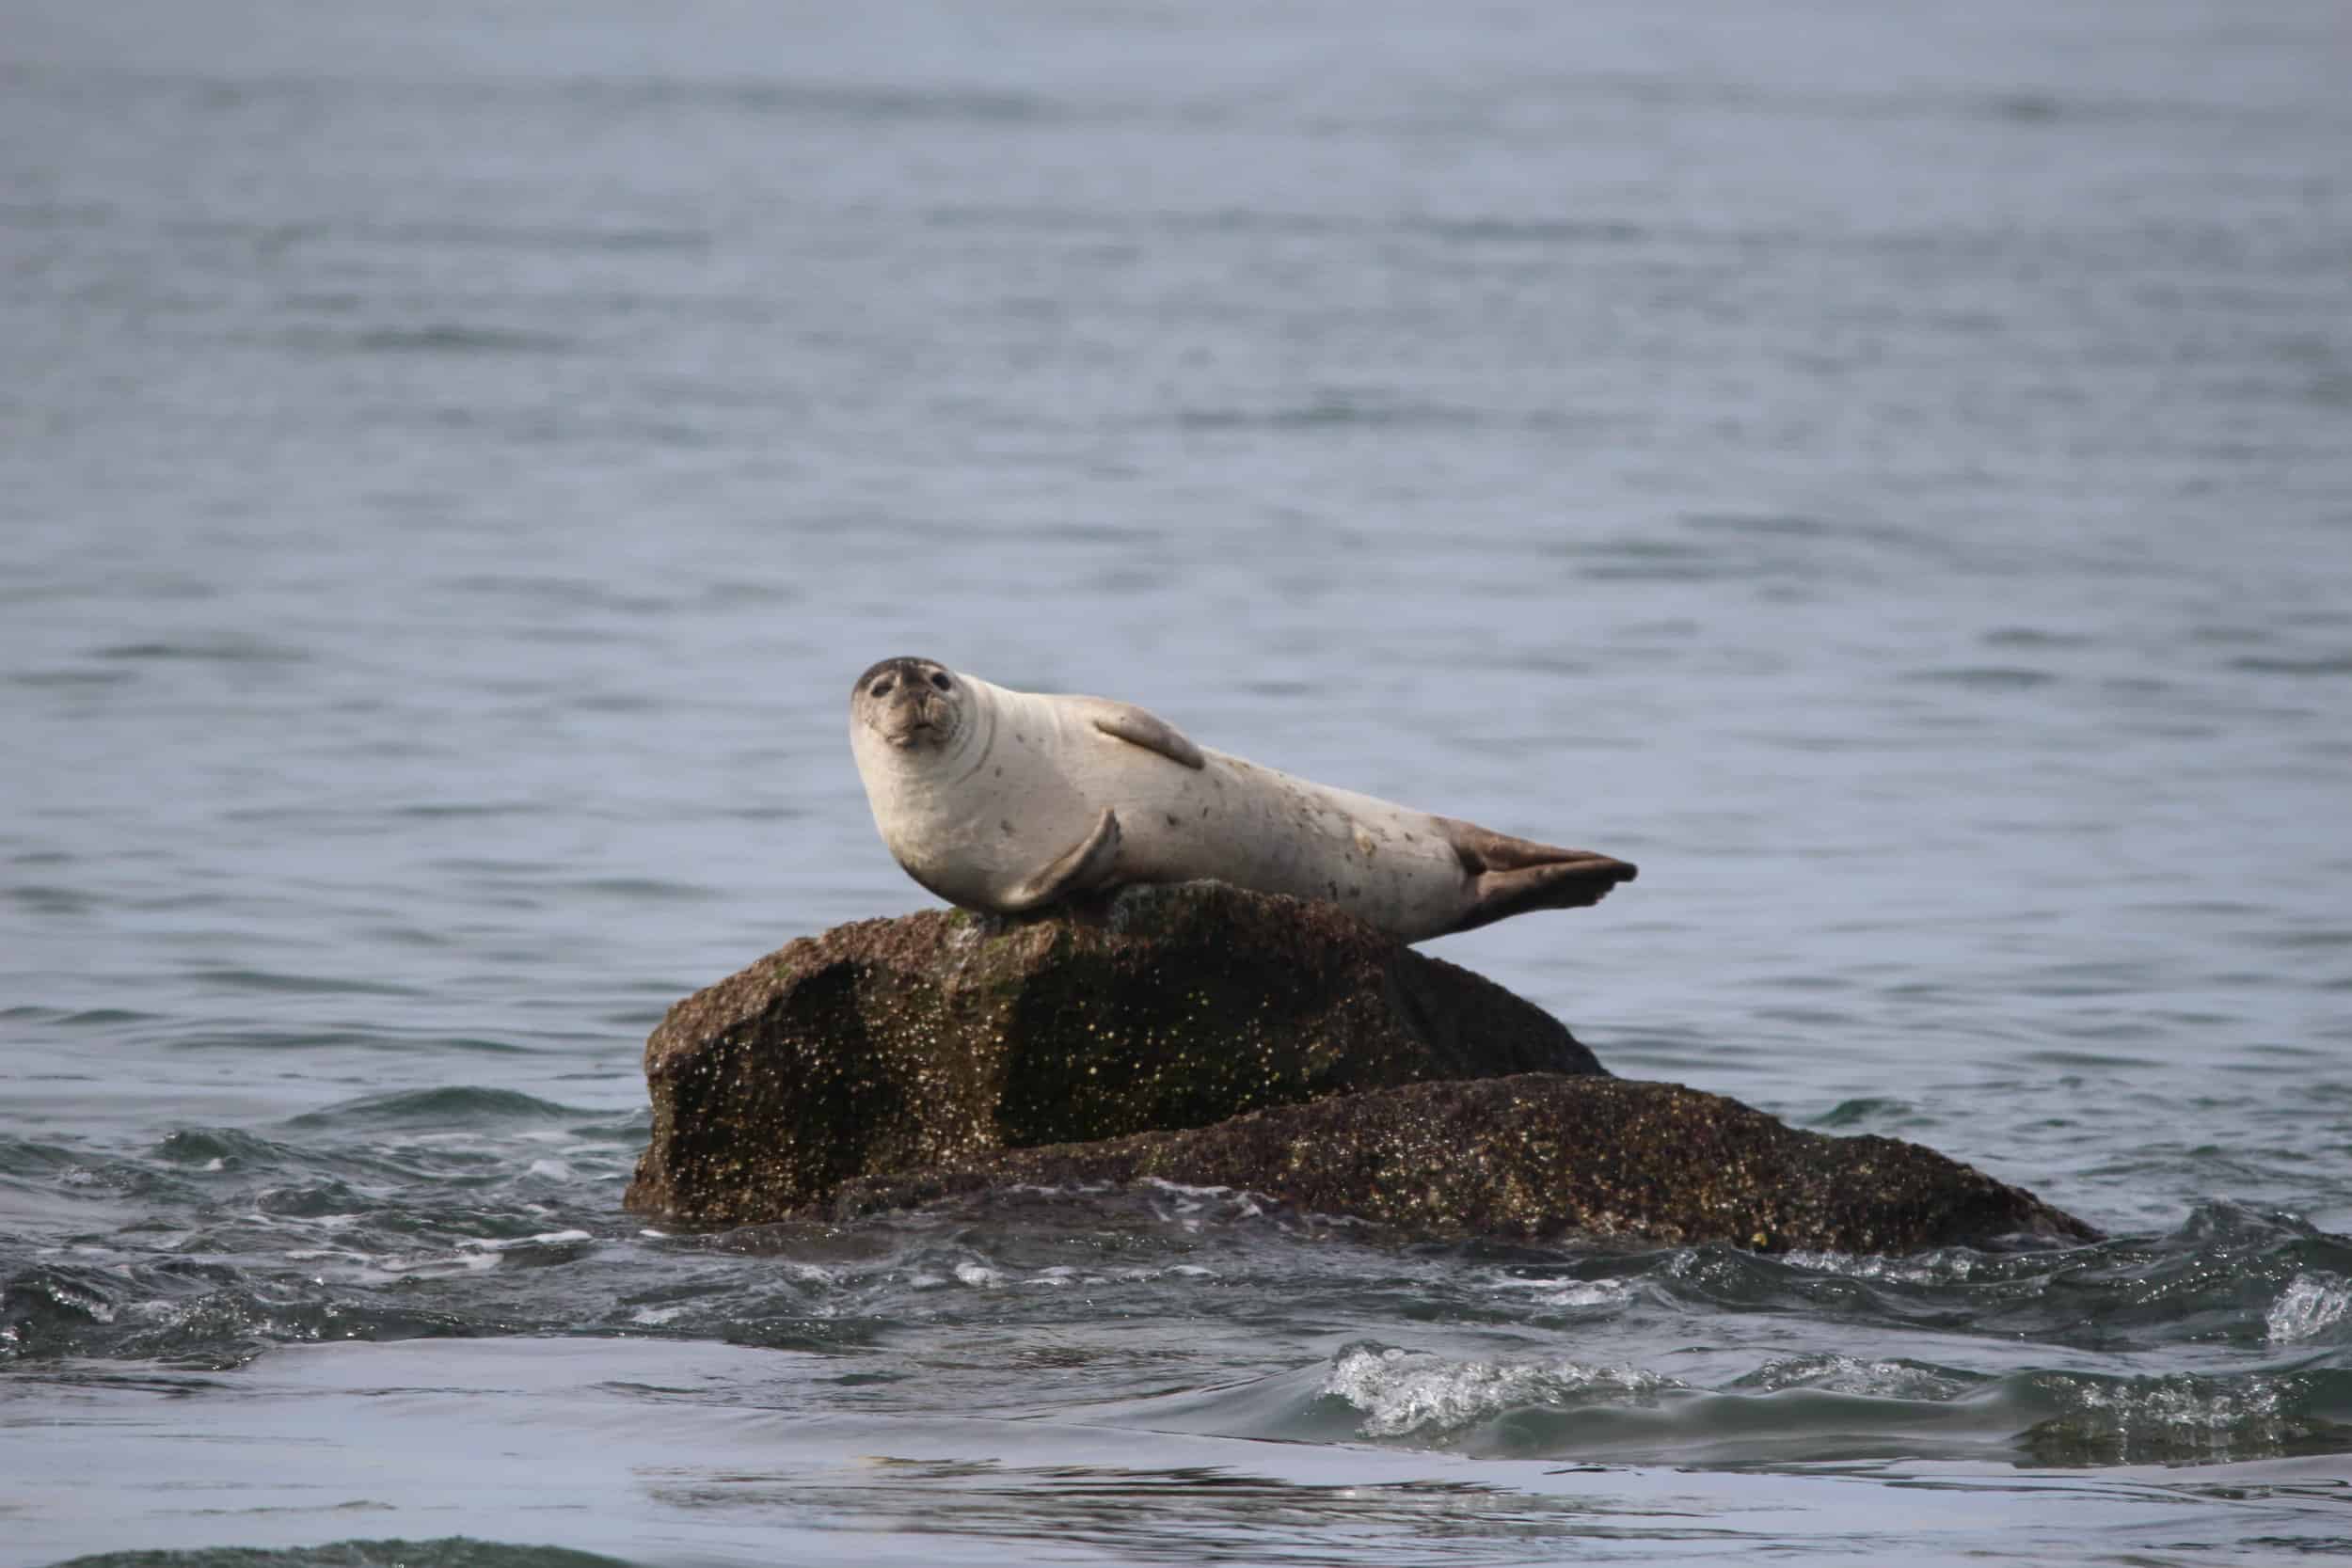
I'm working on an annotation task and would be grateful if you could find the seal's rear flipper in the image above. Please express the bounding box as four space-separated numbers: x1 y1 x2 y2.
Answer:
1002 807 1123 911
1454 855 1638 933
1437 816 1636 935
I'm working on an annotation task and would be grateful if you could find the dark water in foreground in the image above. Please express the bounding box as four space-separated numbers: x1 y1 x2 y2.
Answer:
6 0 2352 1561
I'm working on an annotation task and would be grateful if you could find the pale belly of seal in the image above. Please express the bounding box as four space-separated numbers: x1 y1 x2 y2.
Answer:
1104 752 1475 937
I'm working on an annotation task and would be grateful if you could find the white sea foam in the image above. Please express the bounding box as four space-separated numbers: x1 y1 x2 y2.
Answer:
2266 1272 2350 1344
1005 1180 1113 1197
1139 1178 1234 1201
1322 1345 1677 1439
2040 1371 2302 1463
1482 1274 1633 1309
360 1251 501 1281
1739 1354 1970 1401
457 1228 594 1252
1780 1249 1980 1284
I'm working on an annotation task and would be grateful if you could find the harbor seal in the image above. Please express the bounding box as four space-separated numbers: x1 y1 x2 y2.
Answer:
847 657 1636 943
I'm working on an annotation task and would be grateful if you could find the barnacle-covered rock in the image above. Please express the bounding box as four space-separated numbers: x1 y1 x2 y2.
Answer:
825 1073 2100 1252
623 882 2095 1252
624 882 1604 1225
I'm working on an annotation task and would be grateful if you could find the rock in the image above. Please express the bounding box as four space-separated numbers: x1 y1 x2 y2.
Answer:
625 882 1605 1226
623 883 2097 1252
826 1074 2100 1253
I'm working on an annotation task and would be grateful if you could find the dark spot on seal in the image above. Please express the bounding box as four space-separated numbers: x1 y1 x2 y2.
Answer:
993 767 1003 777
1000 819 1015 835
1164 814 1179 827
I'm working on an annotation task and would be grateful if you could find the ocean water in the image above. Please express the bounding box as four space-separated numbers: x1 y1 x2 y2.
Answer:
5 0 2352 1561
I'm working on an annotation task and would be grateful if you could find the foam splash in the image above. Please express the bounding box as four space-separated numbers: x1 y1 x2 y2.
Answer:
1481 1274 1633 1310
2266 1272 2350 1344
1735 1353 1973 1401
1780 1249 1983 1284
458 1229 595 1253
1322 1345 1677 1439
2029 1372 2310 1465
1139 1177 1273 1227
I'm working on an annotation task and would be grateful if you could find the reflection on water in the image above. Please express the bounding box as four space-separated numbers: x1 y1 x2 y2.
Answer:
4 0 2351 1561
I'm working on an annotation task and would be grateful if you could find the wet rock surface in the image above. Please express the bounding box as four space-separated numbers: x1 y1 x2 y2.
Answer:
625 883 2096 1251
825 1074 2100 1252
625 882 1604 1226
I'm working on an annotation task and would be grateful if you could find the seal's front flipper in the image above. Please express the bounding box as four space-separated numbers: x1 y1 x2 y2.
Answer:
1092 705 1206 770
1001 806 1124 911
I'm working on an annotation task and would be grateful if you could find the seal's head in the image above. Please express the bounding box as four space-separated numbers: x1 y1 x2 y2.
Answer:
850 656 967 755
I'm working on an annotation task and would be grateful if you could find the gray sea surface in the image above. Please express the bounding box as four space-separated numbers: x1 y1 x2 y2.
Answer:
5 0 2352 1562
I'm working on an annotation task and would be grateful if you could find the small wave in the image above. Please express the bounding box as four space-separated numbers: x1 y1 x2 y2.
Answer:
182 968 422 999
7 667 136 689
1775 1248 1985 1284
350 325 575 355
170 1028 539 1055
1902 665 2060 689
2268 1273 2351 1344
0 1135 84 1179
356 218 709 254
2021 1370 2339 1466
453 1230 599 1271
92 634 307 663
558 877 718 902
1322 1345 1679 1441
1413 215 1647 245
575 75 1053 125
8 883 95 915
153 1127 297 1171
0 1006 157 1028
1478 1274 1635 1310
1812 1097 1916 1129
1981 626 2097 649
1731 1354 1977 1402
1177 396 1490 432
47 1535 635 1567
3 1264 120 1335
2230 653 2352 677
285 1086 585 1130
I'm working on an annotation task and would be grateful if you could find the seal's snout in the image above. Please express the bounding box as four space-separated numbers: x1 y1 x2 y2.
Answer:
888 695 957 749
852 656 961 752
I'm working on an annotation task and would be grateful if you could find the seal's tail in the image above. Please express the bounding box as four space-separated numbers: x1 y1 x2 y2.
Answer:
1438 818 1638 935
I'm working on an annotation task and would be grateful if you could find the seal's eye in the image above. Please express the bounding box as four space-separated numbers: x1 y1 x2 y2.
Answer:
929 673 952 691
870 677 896 697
